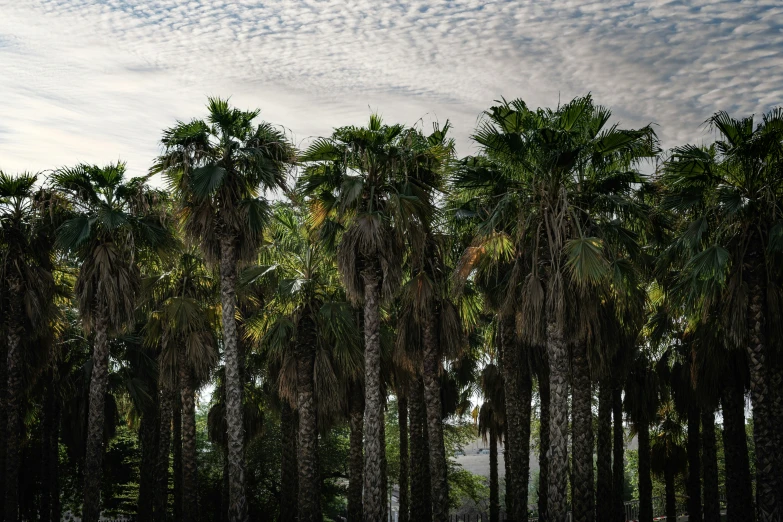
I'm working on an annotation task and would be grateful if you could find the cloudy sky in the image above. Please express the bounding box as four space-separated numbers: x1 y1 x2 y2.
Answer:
2 0 782 178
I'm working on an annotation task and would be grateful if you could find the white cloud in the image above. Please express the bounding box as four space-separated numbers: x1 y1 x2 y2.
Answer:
1 0 781 177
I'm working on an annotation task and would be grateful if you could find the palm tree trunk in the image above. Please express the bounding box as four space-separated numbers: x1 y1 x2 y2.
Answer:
701 409 720 522
545 320 569 522
686 405 702 522
139 402 158 522
347 387 363 522
173 393 183 522
537 367 550 522
422 315 449 522
156 383 174 522
380 405 389 522
83 304 110 522
490 425 499 522
50 398 62 522
770 364 783 510
4 301 23 522
41 381 59 522
179 353 199 522
571 341 594 522
721 383 753 522
503 433 512 518
745 257 779 521
664 465 676 522
637 423 652 522
611 385 625 522
296 315 322 522
219 235 249 522
501 316 530 522
361 269 386 521
398 396 410 522
280 403 298 521
0 335 7 520
408 379 429 521
596 380 612 522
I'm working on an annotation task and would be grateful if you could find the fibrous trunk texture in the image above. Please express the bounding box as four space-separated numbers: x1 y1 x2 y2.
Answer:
280 403 299 522
297 314 322 522
347 387 363 522
721 384 753 522
489 426 499 522
179 348 199 522
537 365 550 522
83 304 110 522
611 385 625 522
596 380 612 522
4 284 23 522
686 405 702 522
701 409 720 522
173 394 182 522
49 398 62 522
423 314 449 522
637 423 652 522
664 466 676 522
501 316 530 522
0 331 7 520
545 321 568 522
409 379 430 521
571 341 594 522
362 269 385 521
156 383 174 522
220 236 249 522
398 396 410 522
139 402 158 522
745 256 779 521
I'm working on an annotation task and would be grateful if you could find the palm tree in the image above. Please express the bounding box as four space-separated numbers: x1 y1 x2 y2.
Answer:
479 362 505 522
245 203 362 521
299 115 428 520
650 402 687 522
459 95 657 521
0 172 55 522
662 109 783 520
154 98 295 522
145 250 219 522
51 163 170 522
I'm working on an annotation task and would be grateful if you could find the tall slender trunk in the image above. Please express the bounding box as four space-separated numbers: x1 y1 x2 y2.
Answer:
156 383 174 522
596 380 612 522
361 269 386 521
380 405 389 522
664 465 676 522
179 349 199 522
347 387 363 522
83 303 110 522
701 409 720 522
280 403 299 522
41 381 59 522
501 316 530 522
219 236 248 522
745 256 779 521
139 401 158 522
611 385 625 522
571 341 594 522
686 405 701 522
422 315 449 522
546 321 568 522
408 379 429 521
503 433 512 518
721 384 753 522
769 364 783 509
0 335 7 520
490 425 499 522
173 393 183 522
297 314 322 522
50 398 62 522
398 396 410 522
637 423 652 522
537 366 550 522
4 296 23 522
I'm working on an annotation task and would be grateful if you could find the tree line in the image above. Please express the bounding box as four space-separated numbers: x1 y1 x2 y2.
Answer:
1 95 782 522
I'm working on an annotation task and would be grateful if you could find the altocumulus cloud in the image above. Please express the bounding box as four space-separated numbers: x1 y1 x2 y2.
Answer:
1 0 782 176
